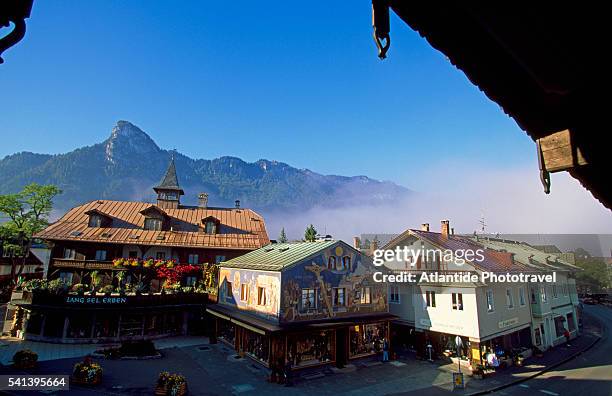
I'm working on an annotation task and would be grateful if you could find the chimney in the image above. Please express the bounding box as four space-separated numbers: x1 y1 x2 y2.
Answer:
235 200 240 209
421 223 430 232
451 228 455 235
353 237 361 249
370 238 379 251
198 193 208 208
441 220 450 237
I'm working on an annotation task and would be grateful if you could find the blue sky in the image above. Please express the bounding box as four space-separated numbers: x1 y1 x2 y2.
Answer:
0 0 531 190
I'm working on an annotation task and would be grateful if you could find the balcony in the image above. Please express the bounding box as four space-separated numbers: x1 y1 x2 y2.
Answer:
52 258 115 270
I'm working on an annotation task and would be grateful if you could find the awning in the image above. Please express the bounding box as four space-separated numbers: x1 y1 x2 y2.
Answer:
476 323 531 343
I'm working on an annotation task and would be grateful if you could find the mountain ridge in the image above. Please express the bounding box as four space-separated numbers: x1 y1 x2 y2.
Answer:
0 121 410 214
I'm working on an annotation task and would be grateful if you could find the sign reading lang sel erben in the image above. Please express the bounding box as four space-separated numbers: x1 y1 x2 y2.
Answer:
65 296 128 305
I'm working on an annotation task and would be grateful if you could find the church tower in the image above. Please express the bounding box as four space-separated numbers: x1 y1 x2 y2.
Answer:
153 155 184 209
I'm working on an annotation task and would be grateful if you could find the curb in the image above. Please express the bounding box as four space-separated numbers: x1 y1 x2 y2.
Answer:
466 312 605 396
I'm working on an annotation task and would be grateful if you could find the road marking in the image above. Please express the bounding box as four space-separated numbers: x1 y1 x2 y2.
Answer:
539 390 559 396
519 384 530 388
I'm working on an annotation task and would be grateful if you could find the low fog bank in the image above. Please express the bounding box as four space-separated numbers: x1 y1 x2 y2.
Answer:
265 168 612 243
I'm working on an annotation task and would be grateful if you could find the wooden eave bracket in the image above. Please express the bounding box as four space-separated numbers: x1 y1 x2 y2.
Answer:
536 129 588 194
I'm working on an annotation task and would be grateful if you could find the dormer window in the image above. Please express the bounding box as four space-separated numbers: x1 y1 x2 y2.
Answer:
202 216 220 235
85 209 111 228
144 218 163 231
89 215 102 228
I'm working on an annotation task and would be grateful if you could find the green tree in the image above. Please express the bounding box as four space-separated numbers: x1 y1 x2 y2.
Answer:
278 227 288 243
573 248 609 293
0 183 61 284
304 224 317 242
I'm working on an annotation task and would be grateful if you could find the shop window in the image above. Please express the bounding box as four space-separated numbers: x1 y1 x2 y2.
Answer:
360 287 371 304
327 256 336 270
188 254 199 264
530 287 537 304
144 217 162 231
63 248 76 259
245 329 270 364
333 288 345 306
425 290 436 308
288 330 334 367
257 287 267 305
240 284 249 302
129 251 138 259
554 316 566 338
451 292 463 310
389 285 400 304
185 276 197 287
534 328 542 346
349 322 388 358
25 312 44 335
506 288 514 309
43 313 64 338
301 288 316 311
67 314 93 338
486 290 494 312
95 250 107 261
145 314 160 336
94 314 119 338
519 287 526 306
552 285 558 298
342 256 351 270
163 312 181 334
156 251 166 260
120 314 144 337
540 286 547 303
567 313 576 332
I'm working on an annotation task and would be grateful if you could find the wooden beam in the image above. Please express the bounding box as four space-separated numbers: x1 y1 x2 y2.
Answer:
538 129 588 173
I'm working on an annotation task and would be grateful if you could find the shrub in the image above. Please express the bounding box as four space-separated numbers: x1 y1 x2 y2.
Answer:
22 279 48 292
13 349 38 366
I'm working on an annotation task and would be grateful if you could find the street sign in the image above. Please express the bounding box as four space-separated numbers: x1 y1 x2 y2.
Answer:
453 372 465 389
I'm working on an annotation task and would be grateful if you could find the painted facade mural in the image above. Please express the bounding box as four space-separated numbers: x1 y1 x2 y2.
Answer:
218 268 281 320
280 242 387 323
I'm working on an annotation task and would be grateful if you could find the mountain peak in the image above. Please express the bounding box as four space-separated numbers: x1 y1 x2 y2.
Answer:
105 121 160 163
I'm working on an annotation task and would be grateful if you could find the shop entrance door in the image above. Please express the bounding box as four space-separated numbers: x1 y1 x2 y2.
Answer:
336 328 348 368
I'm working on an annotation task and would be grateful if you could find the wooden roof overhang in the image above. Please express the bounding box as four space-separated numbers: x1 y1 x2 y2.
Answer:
385 2 610 209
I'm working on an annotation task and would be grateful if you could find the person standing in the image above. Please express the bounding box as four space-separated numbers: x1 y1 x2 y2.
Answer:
382 337 390 362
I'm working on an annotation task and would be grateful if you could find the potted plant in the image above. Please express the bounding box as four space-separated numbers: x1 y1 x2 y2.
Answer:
471 364 485 379
47 279 68 295
155 372 187 396
100 285 114 297
12 349 38 369
71 283 87 296
72 357 103 385
90 270 101 294
116 271 126 294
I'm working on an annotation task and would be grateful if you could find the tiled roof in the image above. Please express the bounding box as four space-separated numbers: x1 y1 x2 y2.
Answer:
220 240 339 271
35 200 270 250
470 237 580 272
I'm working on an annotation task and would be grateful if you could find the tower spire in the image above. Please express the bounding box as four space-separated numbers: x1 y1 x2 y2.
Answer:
153 155 184 209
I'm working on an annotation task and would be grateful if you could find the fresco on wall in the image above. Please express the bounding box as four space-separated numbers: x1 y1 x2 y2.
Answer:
219 268 281 320
280 242 387 323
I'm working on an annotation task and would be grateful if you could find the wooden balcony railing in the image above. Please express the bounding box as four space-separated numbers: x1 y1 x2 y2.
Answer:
52 258 114 270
